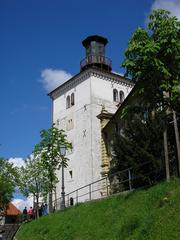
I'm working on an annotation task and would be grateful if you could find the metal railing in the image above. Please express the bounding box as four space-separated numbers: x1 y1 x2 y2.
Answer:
53 161 165 211
80 55 112 71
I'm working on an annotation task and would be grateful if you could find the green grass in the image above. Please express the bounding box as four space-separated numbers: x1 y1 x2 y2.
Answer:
16 179 180 240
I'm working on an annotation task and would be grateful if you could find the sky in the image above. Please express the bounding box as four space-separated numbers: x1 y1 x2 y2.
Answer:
0 0 180 169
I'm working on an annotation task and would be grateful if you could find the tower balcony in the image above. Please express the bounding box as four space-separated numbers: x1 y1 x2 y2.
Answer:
80 55 112 72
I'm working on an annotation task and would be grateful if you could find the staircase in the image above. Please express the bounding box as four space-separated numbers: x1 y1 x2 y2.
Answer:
1 224 20 240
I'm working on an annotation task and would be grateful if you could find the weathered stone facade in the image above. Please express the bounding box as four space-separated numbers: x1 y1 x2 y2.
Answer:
49 68 133 201
48 36 133 202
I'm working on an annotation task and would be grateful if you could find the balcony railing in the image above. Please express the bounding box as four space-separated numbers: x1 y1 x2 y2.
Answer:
80 55 112 71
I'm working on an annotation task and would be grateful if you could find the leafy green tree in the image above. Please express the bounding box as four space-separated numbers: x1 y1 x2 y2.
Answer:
122 9 180 108
0 157 19 210
33 125 71 212
19 155 49 218
122 9 180 179
110 108 165 190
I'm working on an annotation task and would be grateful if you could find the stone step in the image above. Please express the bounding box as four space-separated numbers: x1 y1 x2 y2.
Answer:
1 224 20 240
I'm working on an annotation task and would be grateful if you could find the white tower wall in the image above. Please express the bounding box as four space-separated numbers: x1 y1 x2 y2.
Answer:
50 69 133 205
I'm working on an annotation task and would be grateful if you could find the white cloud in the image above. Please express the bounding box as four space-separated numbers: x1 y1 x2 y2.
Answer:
151 0 180 20
12 197 33 212
9 157 25 168
40 68 73 92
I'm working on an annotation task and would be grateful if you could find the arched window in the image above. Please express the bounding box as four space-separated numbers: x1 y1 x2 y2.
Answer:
113 89 118 102
66 95 70 109
119 91 125 103
71 93 75 106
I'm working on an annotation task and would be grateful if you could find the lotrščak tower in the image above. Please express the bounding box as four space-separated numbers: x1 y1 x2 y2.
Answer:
48 35 133 205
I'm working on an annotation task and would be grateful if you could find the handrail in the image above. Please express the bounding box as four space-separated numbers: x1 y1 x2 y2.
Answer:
53 160 165 210
80 55 112 70
53 162 144 203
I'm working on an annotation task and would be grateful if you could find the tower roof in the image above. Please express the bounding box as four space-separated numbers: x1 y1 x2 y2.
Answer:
82 35 108 47
81 35 111 72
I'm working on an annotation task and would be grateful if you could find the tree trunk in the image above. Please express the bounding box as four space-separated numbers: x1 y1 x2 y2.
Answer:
49 178 53 213
36 194 39 219
49 189 53 213
54 187 57 210
163 129 170 181
35 179 39 219
173 110 180 177
33 194 35 212
162 92 170 181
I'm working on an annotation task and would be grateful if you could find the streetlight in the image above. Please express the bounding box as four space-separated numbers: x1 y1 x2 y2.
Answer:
60 144 66 210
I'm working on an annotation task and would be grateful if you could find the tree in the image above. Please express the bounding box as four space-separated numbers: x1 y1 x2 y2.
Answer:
33 125 71 212
110 107 165 190
122 9 180 179
0 157 19 210
19 155 49 218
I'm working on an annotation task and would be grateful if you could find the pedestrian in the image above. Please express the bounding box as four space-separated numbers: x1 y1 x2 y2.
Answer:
23 207 27 221
27 207 33 220
40 203 45 216
44 204 48 216
39 204 42 217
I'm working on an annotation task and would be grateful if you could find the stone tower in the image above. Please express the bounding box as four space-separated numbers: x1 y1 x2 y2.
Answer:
48 35 133 206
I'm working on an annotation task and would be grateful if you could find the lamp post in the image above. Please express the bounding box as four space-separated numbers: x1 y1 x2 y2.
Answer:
60 144 66 210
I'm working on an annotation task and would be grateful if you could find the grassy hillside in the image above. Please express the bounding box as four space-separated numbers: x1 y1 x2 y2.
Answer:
16 179 180 240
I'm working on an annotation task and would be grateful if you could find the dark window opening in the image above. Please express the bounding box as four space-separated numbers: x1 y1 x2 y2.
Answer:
66 96 70 109
119 91 125 103
69 170 73 179
71 93 75 106
113 89 119 102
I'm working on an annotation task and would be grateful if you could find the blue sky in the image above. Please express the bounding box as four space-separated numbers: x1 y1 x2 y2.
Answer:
0 0 180 163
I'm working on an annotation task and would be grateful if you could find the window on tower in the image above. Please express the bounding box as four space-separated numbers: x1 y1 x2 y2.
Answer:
66 96 70 109
113 89 119 102
66 93 75 109
119 90 125 103
71 93 75 106
69 170 73 179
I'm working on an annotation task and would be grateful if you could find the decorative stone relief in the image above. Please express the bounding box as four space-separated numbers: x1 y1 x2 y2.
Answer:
84 104 87 111
83 129 87 137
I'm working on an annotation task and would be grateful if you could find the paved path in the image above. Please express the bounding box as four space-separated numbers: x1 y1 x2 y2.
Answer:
0 224 20 240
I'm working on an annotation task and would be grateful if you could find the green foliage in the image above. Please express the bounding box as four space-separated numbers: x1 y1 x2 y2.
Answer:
33 125 72 211
0 157 19 209
19 155 49 199
110 109 165 187
112 9 180 182
18 155 51 217
34 125 72 171
16 179 180 240
122 9 180 110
